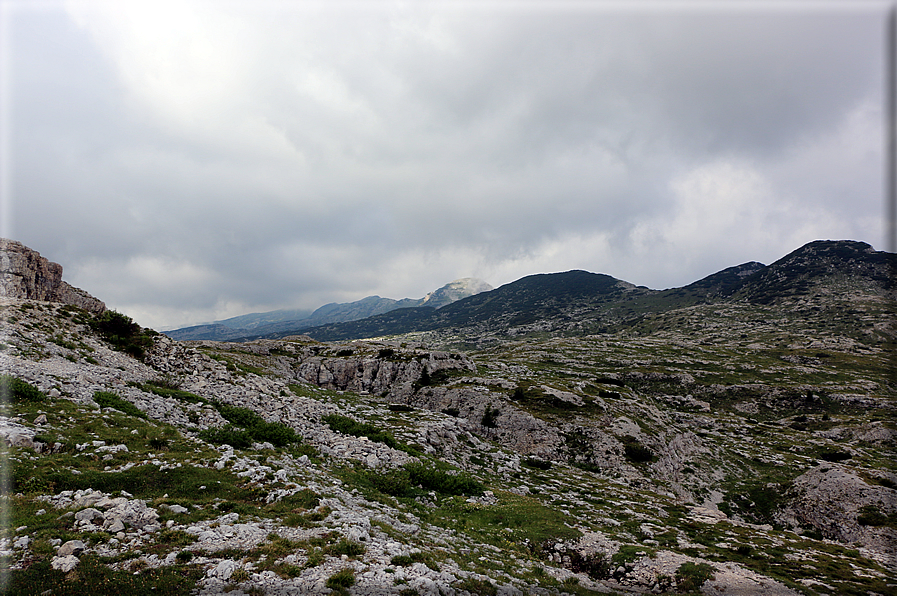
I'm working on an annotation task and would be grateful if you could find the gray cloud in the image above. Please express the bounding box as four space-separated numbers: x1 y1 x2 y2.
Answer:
3 1 888 329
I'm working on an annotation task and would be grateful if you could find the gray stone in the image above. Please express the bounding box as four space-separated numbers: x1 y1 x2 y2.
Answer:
209 559 238 580
74 508 104 525
51 555 80 572
57 539 86 557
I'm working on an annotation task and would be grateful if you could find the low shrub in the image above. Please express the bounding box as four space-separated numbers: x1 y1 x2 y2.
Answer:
369 468 412 497
456 578 497 596
819 450 852 462
481 404 500 428
7 554 201 595
388 404 415 412
325 568 356 591
203 403 300 448
197 425 253 449
90 310 156 359
621 436 655 463
322 414 402 450
405 461 484 496
142 382 206 404
857 505 895 527
217 404 266 428
93 391 147 419
175 551 194 563
0 375 47 403
275 488 321 511
522 458 552 470
675 562 714 592
326 538 365 558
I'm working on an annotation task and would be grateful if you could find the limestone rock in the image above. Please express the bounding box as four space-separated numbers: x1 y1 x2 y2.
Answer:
0 238 105 313
777 463 897 553
0 418 36 449
57 539 86 557
51 554 80 572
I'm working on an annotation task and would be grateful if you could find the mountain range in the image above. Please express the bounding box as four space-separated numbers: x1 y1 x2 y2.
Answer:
191 239 893 345
165 277 493 341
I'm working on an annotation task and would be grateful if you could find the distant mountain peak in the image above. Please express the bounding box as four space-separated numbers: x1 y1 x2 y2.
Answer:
420 278 493 309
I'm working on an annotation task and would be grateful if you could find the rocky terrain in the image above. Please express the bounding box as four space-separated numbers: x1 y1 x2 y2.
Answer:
0 239 894 596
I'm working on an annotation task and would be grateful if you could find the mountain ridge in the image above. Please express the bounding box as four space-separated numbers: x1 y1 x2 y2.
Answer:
165 278 493 341
250 239 894 344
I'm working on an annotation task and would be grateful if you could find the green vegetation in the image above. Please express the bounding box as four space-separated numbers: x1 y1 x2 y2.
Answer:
322 413 416 454
93 391 147 419
621 436 655 463
674 562 715 592
89 310 156 359
325 568 356 592
6 555 202 596
198 403 300 448
0 375 47 403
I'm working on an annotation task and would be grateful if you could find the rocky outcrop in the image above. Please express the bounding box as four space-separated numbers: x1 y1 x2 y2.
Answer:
0 238 105 313
776 464 897 558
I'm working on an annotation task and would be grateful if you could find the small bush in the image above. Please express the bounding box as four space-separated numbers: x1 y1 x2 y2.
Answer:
198 425 254 449
230 568 250 582
441 407 460 417
456 578 496 596
175 550 193 563
325 568 356 590
90 310 155 359
390 555 415 566
568 549 611 580
276 488 321 511
819 450 852 462
369 468 412 497
155 529 195 547
322 414 402 450
857 505 892 527
208 403 299 447
481 404 500 428
388 404 415 412
405 461 483 496
93 391 147 419
0 375 47 403
621 436 654 463
675 562 714 592
522 458 552 470
327 538 365 558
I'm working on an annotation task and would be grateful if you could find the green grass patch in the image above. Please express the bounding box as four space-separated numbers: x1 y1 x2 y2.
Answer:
93 391 147 420
6 554 202 596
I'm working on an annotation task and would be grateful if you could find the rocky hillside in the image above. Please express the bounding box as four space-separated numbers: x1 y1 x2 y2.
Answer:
0 240 894 596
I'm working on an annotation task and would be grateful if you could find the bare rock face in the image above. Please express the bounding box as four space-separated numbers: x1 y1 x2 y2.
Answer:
777 464 897 555
0 238 105 313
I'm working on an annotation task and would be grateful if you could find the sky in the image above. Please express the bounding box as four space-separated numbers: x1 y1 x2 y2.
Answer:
1 0 891 331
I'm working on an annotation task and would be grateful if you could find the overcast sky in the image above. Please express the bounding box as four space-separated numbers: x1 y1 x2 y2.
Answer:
1 0 890 330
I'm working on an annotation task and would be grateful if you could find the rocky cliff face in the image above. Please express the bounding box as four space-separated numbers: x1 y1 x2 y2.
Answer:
0 239 105 314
